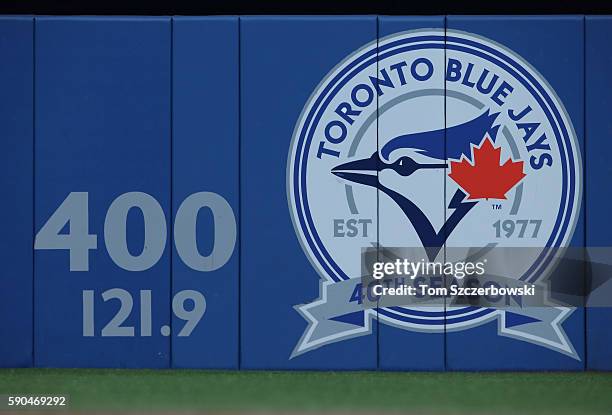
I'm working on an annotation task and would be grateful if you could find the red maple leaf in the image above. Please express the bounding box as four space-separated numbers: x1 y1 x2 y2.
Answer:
448 136 526 200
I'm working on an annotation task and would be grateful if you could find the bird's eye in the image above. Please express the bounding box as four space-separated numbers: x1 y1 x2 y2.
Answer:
397 157 409 167
392 156 420 176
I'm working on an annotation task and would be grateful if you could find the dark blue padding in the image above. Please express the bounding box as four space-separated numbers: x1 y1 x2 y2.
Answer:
377 16 446 371
586 16 612 371
445 16 585 370
240 16 378 369
0 17 33 368
172 16 239 369
34 17 171 368
0 13 604 371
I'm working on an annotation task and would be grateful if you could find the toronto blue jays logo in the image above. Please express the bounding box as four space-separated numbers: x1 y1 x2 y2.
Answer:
287 30 582 358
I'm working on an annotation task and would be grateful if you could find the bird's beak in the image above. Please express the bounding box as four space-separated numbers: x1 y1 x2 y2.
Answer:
331 152 381 187
332 152 380 174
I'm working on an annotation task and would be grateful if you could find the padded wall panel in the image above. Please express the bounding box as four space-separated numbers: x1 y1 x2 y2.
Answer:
0 17 34 368
240 16 378 369
586 16 612 371
377 16 446 370
445 16 585 370
35 17 171 367
172 16 239 368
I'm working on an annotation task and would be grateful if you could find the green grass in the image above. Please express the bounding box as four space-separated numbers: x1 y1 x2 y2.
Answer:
0 370 611 414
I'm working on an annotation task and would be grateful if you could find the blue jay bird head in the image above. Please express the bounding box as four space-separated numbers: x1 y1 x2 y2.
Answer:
331 110 500 185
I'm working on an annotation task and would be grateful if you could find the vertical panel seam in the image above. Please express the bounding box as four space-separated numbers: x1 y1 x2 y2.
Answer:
443 14 448 372
32 15 36 368
238 15 242 370
375 14 380 372
582 14 588 370
169 16 174 369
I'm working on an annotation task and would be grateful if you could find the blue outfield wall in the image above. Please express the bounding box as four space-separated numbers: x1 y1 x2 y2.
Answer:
586 16 612 371
377 16 446 371
34 17 172 368
444 16 585 370
172 16 239 369
240 16 379 369
0 15 609 370
0 17 34 368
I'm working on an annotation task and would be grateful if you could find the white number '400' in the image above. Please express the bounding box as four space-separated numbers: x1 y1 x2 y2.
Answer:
35 192 236 272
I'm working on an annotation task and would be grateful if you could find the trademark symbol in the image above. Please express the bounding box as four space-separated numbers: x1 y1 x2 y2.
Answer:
492 203 502 210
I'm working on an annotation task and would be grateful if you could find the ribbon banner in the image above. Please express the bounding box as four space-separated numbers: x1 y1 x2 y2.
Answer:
293 247 612 359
